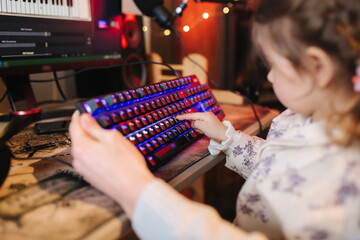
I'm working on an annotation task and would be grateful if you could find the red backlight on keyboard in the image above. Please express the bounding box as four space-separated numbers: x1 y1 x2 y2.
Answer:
75 75 225 171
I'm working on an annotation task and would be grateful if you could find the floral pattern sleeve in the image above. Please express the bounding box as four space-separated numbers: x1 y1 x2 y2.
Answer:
208 120 265 179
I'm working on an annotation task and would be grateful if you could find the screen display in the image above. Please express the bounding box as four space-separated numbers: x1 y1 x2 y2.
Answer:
0 0 123 76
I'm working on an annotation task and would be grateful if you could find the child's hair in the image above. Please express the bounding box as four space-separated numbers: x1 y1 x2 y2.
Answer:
252 0 360 146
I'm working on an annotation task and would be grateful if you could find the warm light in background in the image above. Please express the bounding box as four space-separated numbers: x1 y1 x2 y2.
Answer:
202 12 209 19
142 26 148 32
164 29 171 36
223 7 230 14
183 25 190 32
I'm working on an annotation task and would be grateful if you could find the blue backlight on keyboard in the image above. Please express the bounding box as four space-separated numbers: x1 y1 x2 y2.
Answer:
75 75 224 171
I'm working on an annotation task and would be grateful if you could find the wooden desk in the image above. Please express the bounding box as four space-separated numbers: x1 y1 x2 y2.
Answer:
0 104 278 240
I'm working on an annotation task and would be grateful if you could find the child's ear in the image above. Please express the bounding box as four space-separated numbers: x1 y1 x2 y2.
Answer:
305 46 335 88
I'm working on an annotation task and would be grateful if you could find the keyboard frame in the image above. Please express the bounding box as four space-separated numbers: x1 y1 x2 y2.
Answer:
75 75 224 171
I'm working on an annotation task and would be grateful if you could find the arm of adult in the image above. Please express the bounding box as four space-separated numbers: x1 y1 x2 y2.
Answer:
69 111 155 218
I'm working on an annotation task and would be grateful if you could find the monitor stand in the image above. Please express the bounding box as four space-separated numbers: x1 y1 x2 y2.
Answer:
2 75 75 122
2 75 41 118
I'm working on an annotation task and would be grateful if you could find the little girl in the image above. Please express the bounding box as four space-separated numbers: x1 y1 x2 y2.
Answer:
70 0 360 239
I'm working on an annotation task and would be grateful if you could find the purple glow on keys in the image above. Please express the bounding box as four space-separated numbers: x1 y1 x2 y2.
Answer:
84 103 91 113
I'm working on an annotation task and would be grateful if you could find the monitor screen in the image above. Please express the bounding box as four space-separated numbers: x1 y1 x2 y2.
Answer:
0 0 123 76
0 0 142 115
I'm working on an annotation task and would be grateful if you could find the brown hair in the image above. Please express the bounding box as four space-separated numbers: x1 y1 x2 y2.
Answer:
252 0 360 145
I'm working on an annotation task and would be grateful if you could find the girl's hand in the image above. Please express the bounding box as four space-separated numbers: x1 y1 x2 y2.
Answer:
69 111 155 219
177 112 227 143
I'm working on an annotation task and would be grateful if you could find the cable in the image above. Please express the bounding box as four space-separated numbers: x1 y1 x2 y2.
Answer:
0 78 8 104
172 27 219 88
172 27 263 134
0 89 8 104
233 90 263 133
30 60 180 83
53 71 67 101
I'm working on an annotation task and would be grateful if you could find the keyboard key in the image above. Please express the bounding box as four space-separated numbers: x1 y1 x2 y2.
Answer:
103 94 120 108
136 88 147 97
127 108 135 118
84 99 105 113
160 82 168 91
96 115 113 128
128 135 139 145
118 124 130 135
147 127 157 137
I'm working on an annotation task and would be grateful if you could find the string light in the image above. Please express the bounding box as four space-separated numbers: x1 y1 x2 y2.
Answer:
142 26 148 32
223 7 230 14
164 29 171 36
172 4 234 34
202 12 209 19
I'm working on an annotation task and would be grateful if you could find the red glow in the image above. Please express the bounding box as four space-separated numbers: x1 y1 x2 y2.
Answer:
110 21 121 29
110 15 123 30
124 13 136 23
121 35 128 49
11 108 41 116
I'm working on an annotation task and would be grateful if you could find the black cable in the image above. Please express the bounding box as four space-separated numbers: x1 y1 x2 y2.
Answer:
0 89 8 104
0 77 8 104
53 71 67 101
171 27 263 134
234 91 263 133
172 27 219 87
30 61 180 83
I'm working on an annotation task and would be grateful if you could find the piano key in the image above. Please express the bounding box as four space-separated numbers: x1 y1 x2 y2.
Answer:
46 0 51 16
49 0 53 15
25 0 30 14
0 0 90 20
34 0 39 15
11 0 16 13
61 0 66 16
6 0 9 12
38 0 43 14
29 0 34 14
73 0 78 17
5 0 10 12
68 0 72 17
15 0 20 13
20 0 24 13
55 0 59 16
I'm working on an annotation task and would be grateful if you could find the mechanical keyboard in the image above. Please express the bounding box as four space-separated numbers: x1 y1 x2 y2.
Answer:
75 75 225 171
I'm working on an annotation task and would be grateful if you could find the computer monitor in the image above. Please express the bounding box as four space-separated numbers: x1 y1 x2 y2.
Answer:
0 0 136 116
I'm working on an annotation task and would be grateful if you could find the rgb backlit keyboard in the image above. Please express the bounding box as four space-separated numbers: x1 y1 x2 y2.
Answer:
75 75 225 171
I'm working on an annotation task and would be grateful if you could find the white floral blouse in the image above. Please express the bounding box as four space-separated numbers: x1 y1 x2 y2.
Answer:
132 110 360 240
209 110 360 240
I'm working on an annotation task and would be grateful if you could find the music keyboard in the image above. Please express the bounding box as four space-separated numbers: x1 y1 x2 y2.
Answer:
0 0 91 20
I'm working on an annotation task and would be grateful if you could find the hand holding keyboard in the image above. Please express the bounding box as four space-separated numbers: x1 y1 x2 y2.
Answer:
75 75 224 171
